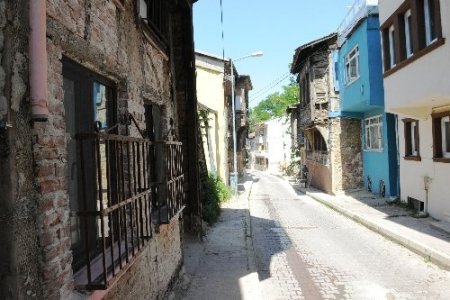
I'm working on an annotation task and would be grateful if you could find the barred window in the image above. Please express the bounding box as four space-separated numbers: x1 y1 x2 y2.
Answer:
138 0 169 46
63 59 184 290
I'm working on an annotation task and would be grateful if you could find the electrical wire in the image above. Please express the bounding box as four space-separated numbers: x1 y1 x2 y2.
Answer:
249 73 291 104
220 0 226 61
250 71 291 99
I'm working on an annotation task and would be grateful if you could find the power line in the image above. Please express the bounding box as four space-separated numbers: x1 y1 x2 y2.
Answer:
250 71 291 99
250 73 291 103
249 73 291 104
220 0 226 61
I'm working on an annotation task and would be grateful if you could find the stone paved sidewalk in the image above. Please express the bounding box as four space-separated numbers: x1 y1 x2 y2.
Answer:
169 173 260 300
286 177 450 270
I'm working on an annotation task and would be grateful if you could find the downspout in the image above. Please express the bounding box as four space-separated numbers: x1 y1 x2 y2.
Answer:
395 114 400 199
29 0 48 121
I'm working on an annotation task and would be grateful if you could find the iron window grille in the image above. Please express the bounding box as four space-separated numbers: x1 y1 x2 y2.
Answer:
138 0 170 49
72 114 185 290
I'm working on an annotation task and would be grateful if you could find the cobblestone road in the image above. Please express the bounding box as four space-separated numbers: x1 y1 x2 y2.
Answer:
250 171 450 300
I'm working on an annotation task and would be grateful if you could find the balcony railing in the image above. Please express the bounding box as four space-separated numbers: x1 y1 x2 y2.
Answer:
73 114 184 290
337 0 379 46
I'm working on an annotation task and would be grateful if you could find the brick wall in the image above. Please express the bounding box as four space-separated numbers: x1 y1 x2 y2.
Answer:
102 218 182 300
1 1 193 299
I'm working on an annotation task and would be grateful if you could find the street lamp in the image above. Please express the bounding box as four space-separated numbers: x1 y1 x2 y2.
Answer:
229 51 263 194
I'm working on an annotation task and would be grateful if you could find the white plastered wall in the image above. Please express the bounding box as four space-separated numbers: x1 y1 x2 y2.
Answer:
380 0 450 221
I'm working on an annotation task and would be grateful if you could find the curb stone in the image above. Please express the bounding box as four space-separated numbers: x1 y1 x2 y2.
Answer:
292 184 450 271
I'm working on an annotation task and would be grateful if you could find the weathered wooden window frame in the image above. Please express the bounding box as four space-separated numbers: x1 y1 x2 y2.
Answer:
300 71 310 108
403 118 421 161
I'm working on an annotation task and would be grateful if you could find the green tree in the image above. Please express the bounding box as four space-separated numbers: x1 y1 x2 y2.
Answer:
249 80 299 131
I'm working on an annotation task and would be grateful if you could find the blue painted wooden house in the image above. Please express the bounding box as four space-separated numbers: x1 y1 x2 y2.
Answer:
334 0 398 197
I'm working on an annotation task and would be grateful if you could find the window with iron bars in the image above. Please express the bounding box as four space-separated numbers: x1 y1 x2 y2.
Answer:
72 116 185 290
138 0 170 48
63 59 184 290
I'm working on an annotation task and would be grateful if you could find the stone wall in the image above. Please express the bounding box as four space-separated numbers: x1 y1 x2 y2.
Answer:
0 1 193 299
0 1 44 299
329 118 363 193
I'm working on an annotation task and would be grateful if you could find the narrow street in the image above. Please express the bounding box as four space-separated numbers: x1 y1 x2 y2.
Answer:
249 170 450 299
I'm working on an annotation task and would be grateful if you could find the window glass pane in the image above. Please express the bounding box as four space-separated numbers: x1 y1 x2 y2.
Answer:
389 26 396 67
405 10 413 56
350 59 357 77
93 82 108 129
63 77 81 246
424 0 436 45
411 122 417 155
444 118 450 153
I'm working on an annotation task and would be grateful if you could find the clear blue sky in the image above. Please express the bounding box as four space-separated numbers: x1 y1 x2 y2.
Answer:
193 0 352 107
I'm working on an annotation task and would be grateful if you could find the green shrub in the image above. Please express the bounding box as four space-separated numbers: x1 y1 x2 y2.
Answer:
280 158 301 177
202 174 232 224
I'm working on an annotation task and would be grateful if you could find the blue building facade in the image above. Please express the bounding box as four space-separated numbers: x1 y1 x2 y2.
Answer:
335 4 398 197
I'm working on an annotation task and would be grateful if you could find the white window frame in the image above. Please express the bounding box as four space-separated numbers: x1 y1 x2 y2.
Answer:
424 0 436 46
442 116 450 158
404 9 413 58
365 115 383 151
345 45 359 85
388 25 396 68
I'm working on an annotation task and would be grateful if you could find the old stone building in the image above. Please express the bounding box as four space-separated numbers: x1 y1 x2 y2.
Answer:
224 64 252 180
290 33 363 194
0 0 201 299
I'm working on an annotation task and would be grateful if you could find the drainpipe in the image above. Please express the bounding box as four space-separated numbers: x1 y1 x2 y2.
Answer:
29 0 48 121
395 115 401 199
423 176 432 217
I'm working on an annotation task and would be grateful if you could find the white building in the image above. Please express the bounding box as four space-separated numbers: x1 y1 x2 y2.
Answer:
250 118 292 173
379 0 450 221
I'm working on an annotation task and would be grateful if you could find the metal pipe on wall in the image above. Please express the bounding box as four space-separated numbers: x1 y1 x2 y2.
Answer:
29 0 48 121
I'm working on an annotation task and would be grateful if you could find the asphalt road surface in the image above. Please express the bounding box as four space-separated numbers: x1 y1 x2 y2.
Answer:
249 170 450 300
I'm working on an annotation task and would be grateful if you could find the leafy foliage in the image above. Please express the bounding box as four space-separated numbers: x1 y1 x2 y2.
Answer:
249 80 299 131
202 174 232 224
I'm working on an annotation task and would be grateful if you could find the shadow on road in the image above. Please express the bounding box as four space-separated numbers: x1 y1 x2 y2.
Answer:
173 204 292 299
